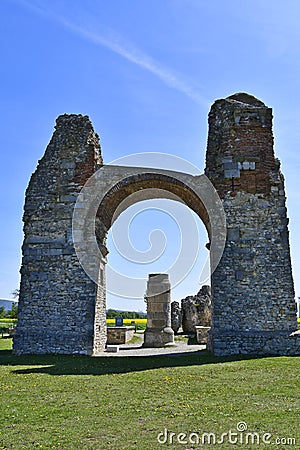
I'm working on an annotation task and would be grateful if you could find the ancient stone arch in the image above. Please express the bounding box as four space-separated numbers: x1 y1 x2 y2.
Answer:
13 93 300 356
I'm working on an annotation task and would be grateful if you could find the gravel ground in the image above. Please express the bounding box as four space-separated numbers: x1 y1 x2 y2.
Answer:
97 338 206 357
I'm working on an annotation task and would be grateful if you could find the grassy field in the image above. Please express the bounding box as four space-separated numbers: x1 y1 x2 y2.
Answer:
0 319 17 331
106 319 147 325
106 318 147 331
0 338 299 449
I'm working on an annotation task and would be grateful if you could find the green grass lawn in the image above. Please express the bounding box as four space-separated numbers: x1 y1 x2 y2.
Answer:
126 334 143 345
0 338 299 449
0 337 12 350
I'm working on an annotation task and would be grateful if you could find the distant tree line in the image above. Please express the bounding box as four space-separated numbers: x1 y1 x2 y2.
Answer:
0 303 18 319
0 289 19 319
106 308 146 319
1 305 146 320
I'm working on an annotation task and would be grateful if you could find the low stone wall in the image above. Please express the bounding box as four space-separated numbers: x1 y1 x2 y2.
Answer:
106 326 135 345
208 330 300 356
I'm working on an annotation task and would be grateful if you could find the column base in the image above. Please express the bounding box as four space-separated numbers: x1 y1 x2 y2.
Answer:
143 327 174 348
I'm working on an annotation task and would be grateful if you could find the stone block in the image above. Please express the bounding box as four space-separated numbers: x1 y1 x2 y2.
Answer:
227 228 240 242
106 326 135 345
195 326 211 344
106 345 119 353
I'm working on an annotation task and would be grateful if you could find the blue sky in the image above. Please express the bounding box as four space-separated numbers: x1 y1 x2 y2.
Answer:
1 0 300 312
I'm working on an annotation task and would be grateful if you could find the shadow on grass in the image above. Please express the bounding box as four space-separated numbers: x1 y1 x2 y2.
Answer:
0 348 266 377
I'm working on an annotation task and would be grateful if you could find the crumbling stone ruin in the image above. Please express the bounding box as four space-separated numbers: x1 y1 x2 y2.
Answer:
13 93 300 356
170 286 211 334
171 301 182 334
144 274 174 347
181 285 211 334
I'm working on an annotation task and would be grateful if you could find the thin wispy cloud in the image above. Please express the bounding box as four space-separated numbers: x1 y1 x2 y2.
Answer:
19 0 208 106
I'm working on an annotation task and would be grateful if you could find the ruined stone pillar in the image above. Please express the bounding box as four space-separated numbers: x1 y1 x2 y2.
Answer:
143 274 174 347
205 93 299 356
13 115 107 356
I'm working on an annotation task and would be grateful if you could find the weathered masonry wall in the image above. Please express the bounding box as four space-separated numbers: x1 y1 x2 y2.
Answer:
206 93 298 355
13 115 107 355
13 93 299 356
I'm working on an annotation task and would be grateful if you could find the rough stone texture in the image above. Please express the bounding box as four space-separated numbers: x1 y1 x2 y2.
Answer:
171 301 182 334
181 285 212 333
206 93 298 356
106 326 135 345
143 274 175 347
13 115 107 355
13 92 300 356
205 92 276 198
195 326 211 344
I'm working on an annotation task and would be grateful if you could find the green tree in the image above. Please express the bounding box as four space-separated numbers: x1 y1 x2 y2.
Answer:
6 303 18 319
0 306 5 319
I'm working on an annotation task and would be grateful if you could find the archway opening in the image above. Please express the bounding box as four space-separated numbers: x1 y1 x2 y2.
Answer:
106 198 210 312
95 173 213 351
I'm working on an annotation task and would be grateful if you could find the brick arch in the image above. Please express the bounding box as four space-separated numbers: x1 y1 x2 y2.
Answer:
97 173 211 240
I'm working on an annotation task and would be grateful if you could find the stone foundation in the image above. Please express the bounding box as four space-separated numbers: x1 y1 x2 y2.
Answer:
208 330 300 356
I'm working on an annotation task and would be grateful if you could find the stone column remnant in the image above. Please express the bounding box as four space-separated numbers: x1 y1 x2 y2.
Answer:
171 301 182 334
143 274 175 347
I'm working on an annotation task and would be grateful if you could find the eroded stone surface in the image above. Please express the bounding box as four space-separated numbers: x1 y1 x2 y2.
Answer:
13 115 106 355
143 274 174 348
106 326 135 345
181 285 212 334
206 94 298 356
171 301 182 334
